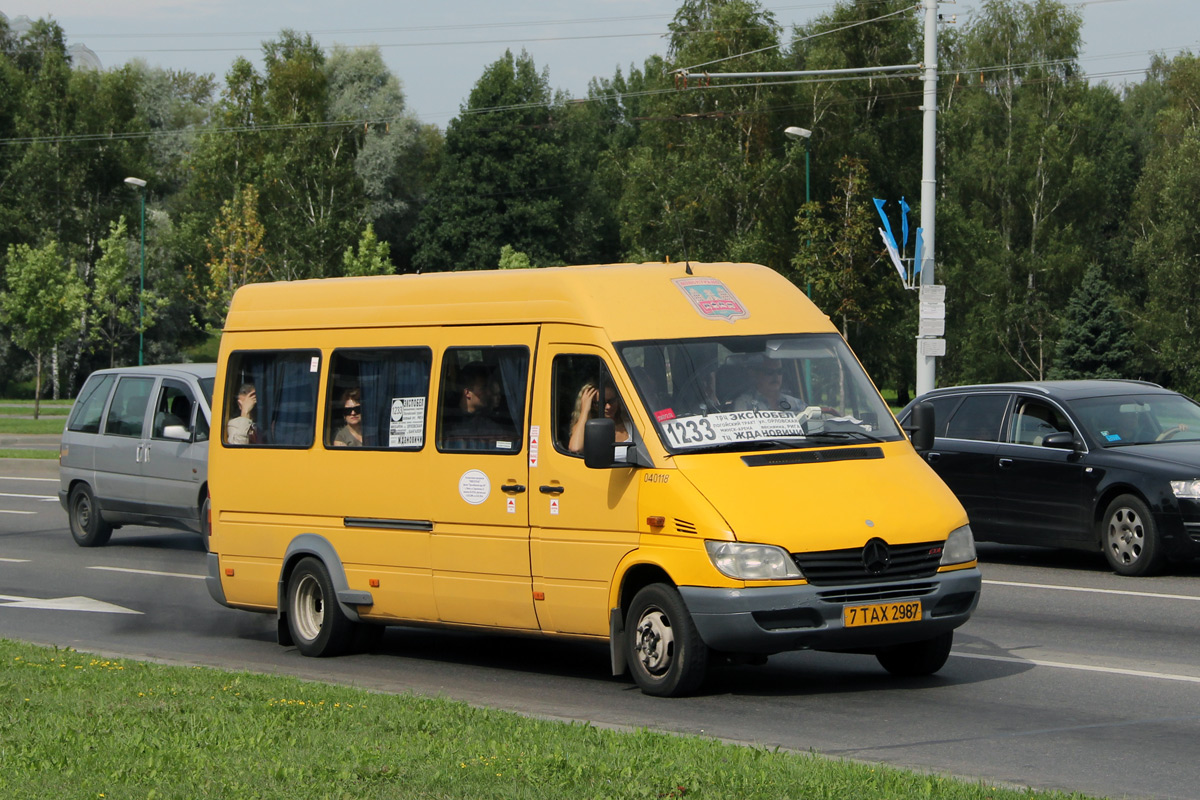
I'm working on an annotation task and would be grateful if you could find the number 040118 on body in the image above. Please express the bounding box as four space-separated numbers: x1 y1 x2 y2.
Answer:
843 601 922 627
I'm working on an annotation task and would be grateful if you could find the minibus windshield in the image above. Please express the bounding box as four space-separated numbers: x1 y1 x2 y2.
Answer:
618 333 903 453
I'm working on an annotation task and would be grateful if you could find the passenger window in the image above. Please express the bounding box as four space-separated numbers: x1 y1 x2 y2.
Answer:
152 380 195 440
103 377 154 437
325 348 432 449
67 374 116 434
223 350 320 447
943 394 1009 442
551 355 633 455
436 347 528 453
1010 400 1072 446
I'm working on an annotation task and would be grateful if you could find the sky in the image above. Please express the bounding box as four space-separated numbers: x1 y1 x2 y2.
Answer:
1 0 1195 127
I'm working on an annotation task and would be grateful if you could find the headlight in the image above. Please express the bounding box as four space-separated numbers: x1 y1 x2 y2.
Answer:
1170 480 1200 499
939 524 977 566
705 540 803 580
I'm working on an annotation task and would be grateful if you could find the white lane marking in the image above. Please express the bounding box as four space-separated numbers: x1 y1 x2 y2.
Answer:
88 566 205 580
0 476 58 482
0 593 142 615
983 579 1200 603
0 557 31 562
0 492 58 501
0 510 36 515
954 652 1200 685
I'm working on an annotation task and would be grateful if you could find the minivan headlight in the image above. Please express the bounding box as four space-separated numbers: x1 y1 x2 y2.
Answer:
939 524 977 566
705 540 803 580
1170 480 1200 499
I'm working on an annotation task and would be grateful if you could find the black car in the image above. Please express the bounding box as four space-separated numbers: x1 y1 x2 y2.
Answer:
899 380 1200 576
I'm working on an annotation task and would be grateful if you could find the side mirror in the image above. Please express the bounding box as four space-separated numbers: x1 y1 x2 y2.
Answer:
1042 431 1078 450
904 401 936 452
583 418 616 469
163 424 192 442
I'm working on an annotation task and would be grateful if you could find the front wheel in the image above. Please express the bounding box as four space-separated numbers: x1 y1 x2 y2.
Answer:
625 584 709 697
68 484 113 547
876 631 953 676
286 557 354 657
1102 494 1164 577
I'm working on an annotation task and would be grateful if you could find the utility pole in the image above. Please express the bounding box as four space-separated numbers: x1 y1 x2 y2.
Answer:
915 0 941 397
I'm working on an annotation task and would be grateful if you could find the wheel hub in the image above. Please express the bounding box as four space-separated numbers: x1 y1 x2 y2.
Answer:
1107 508 1144 564
634 609 674 675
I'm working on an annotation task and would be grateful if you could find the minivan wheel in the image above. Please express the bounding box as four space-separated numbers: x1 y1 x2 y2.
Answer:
876 631 953 676
286 557 354 657
1102 494 1164 577
199 495 211 552
68 484 113 547
625 584 709 697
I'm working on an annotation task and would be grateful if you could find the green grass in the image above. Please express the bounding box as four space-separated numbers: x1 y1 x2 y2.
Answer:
0 397 73 406
0 418 64 434
0 639 1098 800
0 448 58 459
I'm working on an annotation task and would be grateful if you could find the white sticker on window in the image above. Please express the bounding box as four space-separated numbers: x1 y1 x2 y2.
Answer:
661 410 807 448
310 356 319 372
458 469 491 505
388 397 425 447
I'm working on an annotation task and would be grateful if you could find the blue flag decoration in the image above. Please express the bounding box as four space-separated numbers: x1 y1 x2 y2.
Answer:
873 198 898 252
913 228 925 276
900 197 911 251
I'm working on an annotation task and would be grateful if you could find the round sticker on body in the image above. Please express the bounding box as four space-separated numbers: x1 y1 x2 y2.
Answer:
458 469 491 505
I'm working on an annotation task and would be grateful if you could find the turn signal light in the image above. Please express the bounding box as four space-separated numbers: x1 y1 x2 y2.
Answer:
369 579 380 588
646 516 666 528
225 568 235 577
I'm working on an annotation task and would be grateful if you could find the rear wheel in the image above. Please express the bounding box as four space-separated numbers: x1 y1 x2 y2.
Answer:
68 484 112 547
286 557 354 657
876 631 953 676
199 495 211 552
625 584 709 697
1102 494 1164 577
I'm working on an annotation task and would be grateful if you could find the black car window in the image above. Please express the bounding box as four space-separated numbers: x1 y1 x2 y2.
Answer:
944 394 1009 442
1010 399 1073 445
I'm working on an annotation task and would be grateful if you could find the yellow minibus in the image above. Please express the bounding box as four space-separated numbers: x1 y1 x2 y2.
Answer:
206 262 980 696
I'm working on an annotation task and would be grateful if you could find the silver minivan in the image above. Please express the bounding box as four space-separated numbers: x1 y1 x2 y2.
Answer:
59 364 215 549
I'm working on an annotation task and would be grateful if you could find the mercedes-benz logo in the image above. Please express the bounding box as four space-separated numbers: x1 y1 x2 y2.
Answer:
862 537 891 575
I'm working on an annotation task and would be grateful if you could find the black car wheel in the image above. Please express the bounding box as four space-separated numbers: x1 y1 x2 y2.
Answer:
68 484 113 547
876 631 954 676
1101 494 1164 577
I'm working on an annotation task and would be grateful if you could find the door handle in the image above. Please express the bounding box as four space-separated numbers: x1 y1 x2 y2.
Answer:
143 443 150 464
539 485 564 495
136 444 144 463
998 457 1013 468
926 452 941 464
501 484 526 494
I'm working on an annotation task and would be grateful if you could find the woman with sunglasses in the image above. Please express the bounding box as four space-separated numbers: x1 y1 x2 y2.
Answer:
569 380 631 453
333 387 364 447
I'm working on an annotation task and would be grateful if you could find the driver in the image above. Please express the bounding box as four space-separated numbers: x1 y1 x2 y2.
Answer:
732 360 803 412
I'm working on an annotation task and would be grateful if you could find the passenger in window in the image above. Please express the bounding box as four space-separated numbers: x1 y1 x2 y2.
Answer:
333 387 364 447
227 383 258 444
732 360 802 412
569 381 631 453
445 364 506 449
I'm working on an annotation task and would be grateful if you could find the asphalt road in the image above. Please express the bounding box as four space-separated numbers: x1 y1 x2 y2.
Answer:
4 456 1200 800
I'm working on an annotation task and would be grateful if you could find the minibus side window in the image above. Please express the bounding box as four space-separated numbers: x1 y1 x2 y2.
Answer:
437 347 527 454
551 355 631 456
223 350 320 448
67 374 116 434
325 348 432 449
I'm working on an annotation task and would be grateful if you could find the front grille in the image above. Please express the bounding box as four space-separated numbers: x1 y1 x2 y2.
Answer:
817 582 938 604
793 540 943 585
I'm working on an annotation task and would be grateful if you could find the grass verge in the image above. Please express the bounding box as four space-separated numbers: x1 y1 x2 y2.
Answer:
0 448 58 459
0 418 64 434
0 639 1098 800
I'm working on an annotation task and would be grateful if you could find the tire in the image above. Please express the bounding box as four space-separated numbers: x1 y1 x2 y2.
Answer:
199 495 212 553
625 584 709 697
1102 494 1164 577
286 557 354 657
68 484 113 547
876 631 953 676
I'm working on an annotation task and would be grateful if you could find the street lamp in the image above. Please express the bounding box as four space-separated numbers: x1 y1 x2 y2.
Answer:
124 177 146 366
784 126 813 297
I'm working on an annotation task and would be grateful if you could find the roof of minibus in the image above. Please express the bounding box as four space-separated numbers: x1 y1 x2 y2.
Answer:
223 262 837 340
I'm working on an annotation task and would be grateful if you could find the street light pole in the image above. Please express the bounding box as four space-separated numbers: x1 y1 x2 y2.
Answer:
784 126 813 297
124 177 147 366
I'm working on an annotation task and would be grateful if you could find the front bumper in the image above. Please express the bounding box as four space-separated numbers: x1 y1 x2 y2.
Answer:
679 567 981 654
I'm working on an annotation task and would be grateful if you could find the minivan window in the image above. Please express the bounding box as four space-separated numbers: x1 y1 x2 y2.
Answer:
943 394 1009 442
152 379 195 439
619 333 900 453
325 348 432 449
436 346 528 453
223 350 320 447
67 374 116 434
103 377 154 437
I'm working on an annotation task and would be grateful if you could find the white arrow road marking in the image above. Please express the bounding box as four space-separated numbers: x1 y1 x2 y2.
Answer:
0 594 142 614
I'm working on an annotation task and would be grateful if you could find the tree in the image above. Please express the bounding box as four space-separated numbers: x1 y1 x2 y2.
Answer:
497 244 532 269
201 185 269 330
0 241 85 416
90 216 140 367
1048 265 1134 379
341 223 393 276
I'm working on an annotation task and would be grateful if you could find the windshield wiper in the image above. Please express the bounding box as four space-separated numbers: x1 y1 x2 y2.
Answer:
678 438 807 454
803 430 886 444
